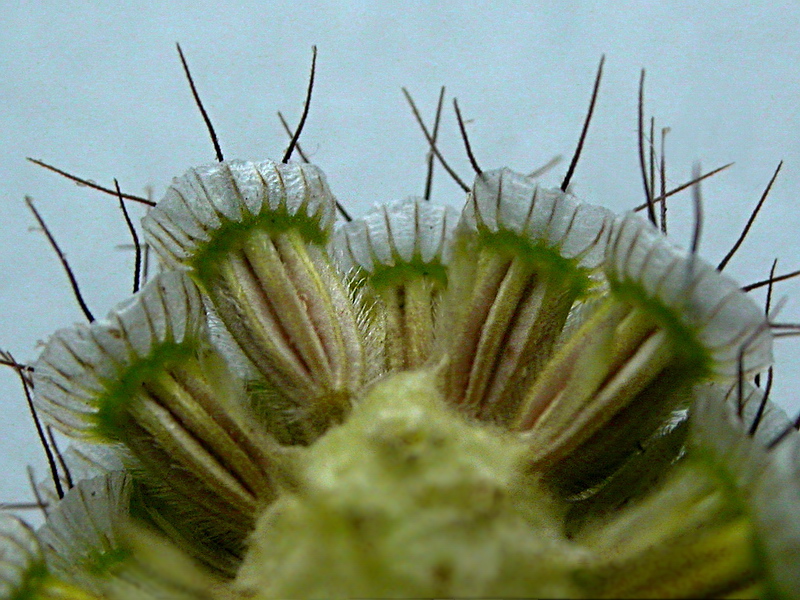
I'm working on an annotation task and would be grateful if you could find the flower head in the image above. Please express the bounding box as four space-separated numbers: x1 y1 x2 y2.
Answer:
3 67 798 600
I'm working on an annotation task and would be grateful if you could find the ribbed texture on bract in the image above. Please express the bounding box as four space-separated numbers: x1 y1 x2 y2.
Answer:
142 160 337 268
690 385 800 597
333 197 458 275
460 168 613 269
38 473 131 591
33 272 205 436
606 213 772 377
0 514 44 599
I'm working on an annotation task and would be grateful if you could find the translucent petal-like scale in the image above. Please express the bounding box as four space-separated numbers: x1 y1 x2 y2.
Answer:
690 385 800 598
462 168 613 269
143 160 336 269
7 117 793 598
33 272 206 436
143 161 365 423
515 211 773 494
334 198 457 371
606 212 772 376
439 168 613 423
33 272 280 551
38 473 132 592
334 197 457 275
0 514 45 599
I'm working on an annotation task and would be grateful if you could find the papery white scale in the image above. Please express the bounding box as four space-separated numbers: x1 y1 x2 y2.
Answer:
0 514 44 599
333 197 458 274
606 213 772 376
460 168 614 268
32 271 205 436
143 160 337 267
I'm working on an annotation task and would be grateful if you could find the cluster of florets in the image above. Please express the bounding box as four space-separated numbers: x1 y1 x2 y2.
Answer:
0 155 797 599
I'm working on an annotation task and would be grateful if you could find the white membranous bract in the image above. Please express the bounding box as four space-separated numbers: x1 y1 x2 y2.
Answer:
1 54 798 600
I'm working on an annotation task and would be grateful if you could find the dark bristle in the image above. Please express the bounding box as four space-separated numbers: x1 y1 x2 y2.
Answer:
335 202 353 223
11 355 64 500
277 111 310 163
561 55 604 192
453 98 482 176
176 43 224 162
282 46 317 164
633 162 734 213
765 258 779 317
659 127 669 234
756 259 779 388
26 197 95 322
749 366 773 436
142 243 152 286
277 107 351 222
402 87 469 193
115 180 142 294
0 356 32 372
744 265 800 292
718 161 783 271
771 331 800 339
690 162 704 255
638 69 657 226
736 344 745 418
46 425 73 491
649 116 656 220
768 322 800 331
27 158 154 207
423 86 446 201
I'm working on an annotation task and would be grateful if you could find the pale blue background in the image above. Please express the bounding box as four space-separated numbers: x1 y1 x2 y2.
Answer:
2 2 799 508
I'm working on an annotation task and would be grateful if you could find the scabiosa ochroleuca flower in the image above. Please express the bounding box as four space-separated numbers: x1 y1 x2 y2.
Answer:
1 57 797 600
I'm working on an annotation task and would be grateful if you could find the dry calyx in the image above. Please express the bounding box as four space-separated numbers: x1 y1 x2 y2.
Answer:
1 157 796 599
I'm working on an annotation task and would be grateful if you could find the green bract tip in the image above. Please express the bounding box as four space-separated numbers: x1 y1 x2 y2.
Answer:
33 271 206 439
